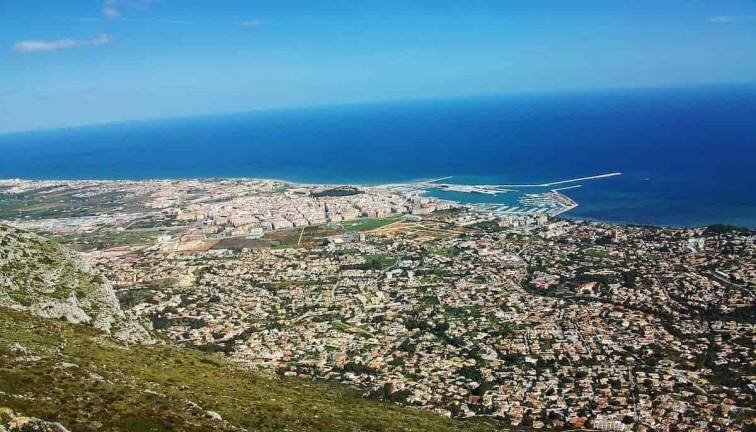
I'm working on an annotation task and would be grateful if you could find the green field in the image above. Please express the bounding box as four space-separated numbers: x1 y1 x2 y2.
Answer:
583 248 609 258
331 320 352 331
0 189 148 220
342 217 401 232
53 229 162 252
212 226 341 251
363 253 398 270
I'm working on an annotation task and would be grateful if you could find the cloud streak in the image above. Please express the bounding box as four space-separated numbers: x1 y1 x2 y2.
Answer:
239 19 261 27
81 17 192 24
102 0 120 18
708 15 756 24
102 0 160 18
92 0 187 24
12 34 110 53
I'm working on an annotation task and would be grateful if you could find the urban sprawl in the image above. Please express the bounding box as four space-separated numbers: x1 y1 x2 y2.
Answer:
1 178 754 432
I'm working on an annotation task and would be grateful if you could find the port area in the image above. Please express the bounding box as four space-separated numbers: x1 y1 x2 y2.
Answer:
398 172 618 218
433 184 514 195
463 189 578 218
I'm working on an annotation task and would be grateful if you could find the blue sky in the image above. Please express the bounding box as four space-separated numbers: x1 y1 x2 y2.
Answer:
1 0 755 133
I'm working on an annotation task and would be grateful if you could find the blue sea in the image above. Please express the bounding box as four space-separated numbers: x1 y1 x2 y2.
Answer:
1 84 755 228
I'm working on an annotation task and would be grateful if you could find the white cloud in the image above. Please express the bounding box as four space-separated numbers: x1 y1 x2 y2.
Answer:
102 0 159 18
102 0 120 18
12 34 110 53
708 15 756 24
239 19 261 27
102 6 120 18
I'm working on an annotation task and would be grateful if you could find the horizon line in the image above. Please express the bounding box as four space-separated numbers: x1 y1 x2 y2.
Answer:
1 80 755 137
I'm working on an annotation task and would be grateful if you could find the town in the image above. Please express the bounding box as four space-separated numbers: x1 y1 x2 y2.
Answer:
1 178 754 431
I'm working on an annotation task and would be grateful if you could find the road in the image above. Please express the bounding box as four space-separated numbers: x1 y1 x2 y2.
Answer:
297 226 306 246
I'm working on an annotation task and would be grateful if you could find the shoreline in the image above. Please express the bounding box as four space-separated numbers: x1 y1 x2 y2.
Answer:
3 176 755 231
1 171 621 191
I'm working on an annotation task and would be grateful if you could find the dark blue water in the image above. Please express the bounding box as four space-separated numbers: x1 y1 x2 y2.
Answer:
1 84 755 227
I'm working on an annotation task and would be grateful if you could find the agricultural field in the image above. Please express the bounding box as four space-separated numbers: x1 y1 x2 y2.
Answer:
212 225 342 251
341 217 401 232
52 228 164 252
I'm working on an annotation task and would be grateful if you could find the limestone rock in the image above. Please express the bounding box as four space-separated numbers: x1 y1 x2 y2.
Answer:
205 411 223 421
0 409 69 432
0 224 153 344
7 418 69 432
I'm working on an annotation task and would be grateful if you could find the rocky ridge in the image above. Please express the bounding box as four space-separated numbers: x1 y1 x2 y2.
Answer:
0 224 152 344
0 407 70 432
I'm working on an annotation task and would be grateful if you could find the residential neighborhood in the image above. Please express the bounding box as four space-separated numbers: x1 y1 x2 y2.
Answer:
1 178 754 431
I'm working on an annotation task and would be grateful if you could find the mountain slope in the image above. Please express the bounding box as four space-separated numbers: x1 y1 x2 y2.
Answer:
0 224 502 431
0 308 500 432
0 224 152 344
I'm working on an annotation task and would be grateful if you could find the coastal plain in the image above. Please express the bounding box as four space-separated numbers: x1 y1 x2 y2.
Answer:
0 177 754 431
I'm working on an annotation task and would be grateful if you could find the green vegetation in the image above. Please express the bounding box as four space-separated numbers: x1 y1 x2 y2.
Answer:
0 308 495 432
339 253 397 271
582 248 609 258
127 216 182 229
0 189 147 220
0 191 76 219
259 229 301 249
418 274 444 284
211 236 267 251
364 253 397 269
444 305 479 319
55 229 161 251
330 320 374 337
342 217 400 232
311 186 364 198
116 288 158 309
298 225 342 247
470 221 506 232
705 224 755 235
212 226 341 251
331 320 352 331
428 208 465 217
419 296 441 306
0 224 104 305
1 223 152 343
425 246 460 257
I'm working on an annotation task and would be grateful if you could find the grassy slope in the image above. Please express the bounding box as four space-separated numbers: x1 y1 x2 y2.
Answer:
0 308 500 432
342 218 401 232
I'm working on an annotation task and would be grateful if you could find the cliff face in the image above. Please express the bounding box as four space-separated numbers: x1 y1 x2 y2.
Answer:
0 224 153 344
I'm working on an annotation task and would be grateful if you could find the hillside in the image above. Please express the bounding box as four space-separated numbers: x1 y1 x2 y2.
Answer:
0 308 503 431
0 224 151 344
0 224 502 431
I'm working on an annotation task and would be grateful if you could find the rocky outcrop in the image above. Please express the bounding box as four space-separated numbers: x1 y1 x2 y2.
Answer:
0 408 70 432
0 224 153 344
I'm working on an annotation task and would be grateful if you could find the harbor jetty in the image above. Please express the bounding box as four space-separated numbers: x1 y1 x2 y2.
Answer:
400 172 620 219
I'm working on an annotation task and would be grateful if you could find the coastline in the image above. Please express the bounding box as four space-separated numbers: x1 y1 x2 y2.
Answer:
3 175 754 231
2 86 755 229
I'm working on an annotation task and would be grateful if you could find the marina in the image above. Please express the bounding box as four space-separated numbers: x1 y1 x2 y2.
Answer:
408 173 605 220
433 184 513 195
